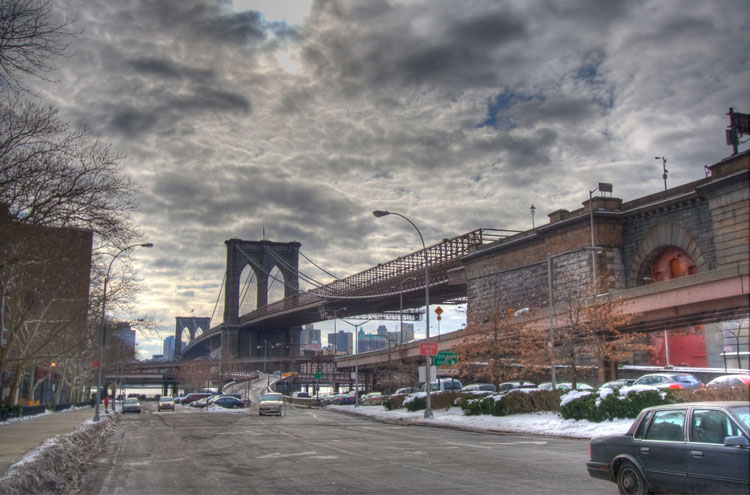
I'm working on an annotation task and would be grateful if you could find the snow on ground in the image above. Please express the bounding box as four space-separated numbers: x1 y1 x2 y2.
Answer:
326 404 633 439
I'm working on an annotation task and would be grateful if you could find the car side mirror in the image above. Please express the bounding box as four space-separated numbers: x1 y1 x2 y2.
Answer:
724 436 750 448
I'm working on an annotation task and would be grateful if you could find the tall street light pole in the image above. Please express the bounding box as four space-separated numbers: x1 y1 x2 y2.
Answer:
372 210 433 419
330 307 346 394
94 242 153 422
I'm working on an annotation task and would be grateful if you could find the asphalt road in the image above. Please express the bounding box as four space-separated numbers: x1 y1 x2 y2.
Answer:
74 402 617 495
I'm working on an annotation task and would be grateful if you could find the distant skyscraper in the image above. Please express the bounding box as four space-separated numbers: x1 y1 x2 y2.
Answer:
327 330 353 355
400 323 415 344
163 335 186 360
163 335 175 360
301 324 322 349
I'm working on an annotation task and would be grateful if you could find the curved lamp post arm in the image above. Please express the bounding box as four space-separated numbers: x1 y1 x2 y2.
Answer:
94 242 153 422
372 210 433 418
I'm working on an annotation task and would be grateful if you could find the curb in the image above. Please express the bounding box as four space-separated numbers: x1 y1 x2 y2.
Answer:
324 406 593 441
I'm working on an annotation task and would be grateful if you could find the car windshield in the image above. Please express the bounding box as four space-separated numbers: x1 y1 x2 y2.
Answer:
262 394 282 401
160 398 172 402
125 398 138 404
730 405 750 429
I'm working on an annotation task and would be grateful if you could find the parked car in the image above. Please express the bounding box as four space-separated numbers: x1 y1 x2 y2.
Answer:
632 372 703 390
361 392 383 406
259 393 284 416
497 381 537 394
211 396 246 409
157 397 175 411
587 401 749 494
706 374 750 389
172 396 184 405
599 379 635 390
190 395 220 408
420 379 463 392
538 382 594 391
334 393 354 405
463 383 497 392
181 393 213 405
393 387 420 395
122 397 142 414
292 391 311 398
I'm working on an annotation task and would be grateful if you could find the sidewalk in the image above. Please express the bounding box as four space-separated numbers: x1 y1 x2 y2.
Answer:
0 406 99 477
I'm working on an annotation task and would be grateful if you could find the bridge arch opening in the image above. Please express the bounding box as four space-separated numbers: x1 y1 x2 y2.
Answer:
238 264 257 314
267 265 285 304
630 223 707 287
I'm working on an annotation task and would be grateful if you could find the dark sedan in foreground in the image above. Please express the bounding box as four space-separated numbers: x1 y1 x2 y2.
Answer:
587 401 749 494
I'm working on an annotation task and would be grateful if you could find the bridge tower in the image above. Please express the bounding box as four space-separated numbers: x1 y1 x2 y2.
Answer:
173 316 211 361
222 239 302 358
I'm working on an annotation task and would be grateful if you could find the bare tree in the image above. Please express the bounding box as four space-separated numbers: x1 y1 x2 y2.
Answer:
0 0 77 91
455 305 534 387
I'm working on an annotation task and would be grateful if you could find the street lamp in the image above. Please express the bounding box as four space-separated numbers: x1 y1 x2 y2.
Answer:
329 307 346 393
547 246 604 390
94 242 153 422
655 156 668 191
340 318 370 407
258 340 278 388
530 204 536 229
373 210 433 418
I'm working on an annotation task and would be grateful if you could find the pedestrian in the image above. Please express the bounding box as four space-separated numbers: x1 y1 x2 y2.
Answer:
104 395 110 413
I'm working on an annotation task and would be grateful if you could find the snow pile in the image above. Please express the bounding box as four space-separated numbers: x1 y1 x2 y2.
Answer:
327 404 633 439
560 390 592 406
0 416 118 495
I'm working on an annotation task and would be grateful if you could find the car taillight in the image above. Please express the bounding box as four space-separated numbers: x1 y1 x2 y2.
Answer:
669 383 683 389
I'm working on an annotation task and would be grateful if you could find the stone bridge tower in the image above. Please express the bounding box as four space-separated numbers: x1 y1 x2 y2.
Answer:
221 239 302 358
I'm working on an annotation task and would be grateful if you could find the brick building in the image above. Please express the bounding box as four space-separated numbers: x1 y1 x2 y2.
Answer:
0 206 93 404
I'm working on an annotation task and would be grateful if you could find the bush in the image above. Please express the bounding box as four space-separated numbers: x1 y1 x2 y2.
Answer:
405 395 426 412
503 390 562 415
560 388 678 422
672 386 750 403
459 390 562 417
383 394 406 410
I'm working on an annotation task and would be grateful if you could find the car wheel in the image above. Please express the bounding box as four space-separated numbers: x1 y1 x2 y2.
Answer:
232 404 238 409
617 461 648 495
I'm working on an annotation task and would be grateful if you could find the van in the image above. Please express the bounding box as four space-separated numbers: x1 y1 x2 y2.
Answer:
420 378 462 392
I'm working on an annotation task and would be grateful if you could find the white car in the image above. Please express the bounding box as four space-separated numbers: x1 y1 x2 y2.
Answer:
122 397 142 413
259 393 284 416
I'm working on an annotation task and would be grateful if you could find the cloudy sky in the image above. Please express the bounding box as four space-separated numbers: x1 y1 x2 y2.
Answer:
40 0 749 358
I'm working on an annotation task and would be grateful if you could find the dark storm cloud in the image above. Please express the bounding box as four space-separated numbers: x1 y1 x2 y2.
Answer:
128 57 215 82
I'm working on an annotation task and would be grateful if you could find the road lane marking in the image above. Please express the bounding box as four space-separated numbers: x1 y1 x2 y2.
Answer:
445 442 491 449
256 451 317 459
480 441 548 445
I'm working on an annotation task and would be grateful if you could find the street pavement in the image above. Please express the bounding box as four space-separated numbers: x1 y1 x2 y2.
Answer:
0 406 100 477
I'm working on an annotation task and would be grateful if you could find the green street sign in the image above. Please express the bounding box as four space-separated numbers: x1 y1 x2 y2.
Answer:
434 351 459 366
314 372 323 380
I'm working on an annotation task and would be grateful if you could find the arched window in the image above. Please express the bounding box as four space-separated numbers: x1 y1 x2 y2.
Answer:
650 247 697 282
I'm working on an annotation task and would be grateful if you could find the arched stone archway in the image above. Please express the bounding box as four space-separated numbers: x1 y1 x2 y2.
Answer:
223 239 301 326
629 223 708 287
173 316 211 360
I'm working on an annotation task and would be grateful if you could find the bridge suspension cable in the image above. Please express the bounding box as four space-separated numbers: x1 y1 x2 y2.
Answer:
298 249 342 280
236 246 429 301
210 270 227 321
